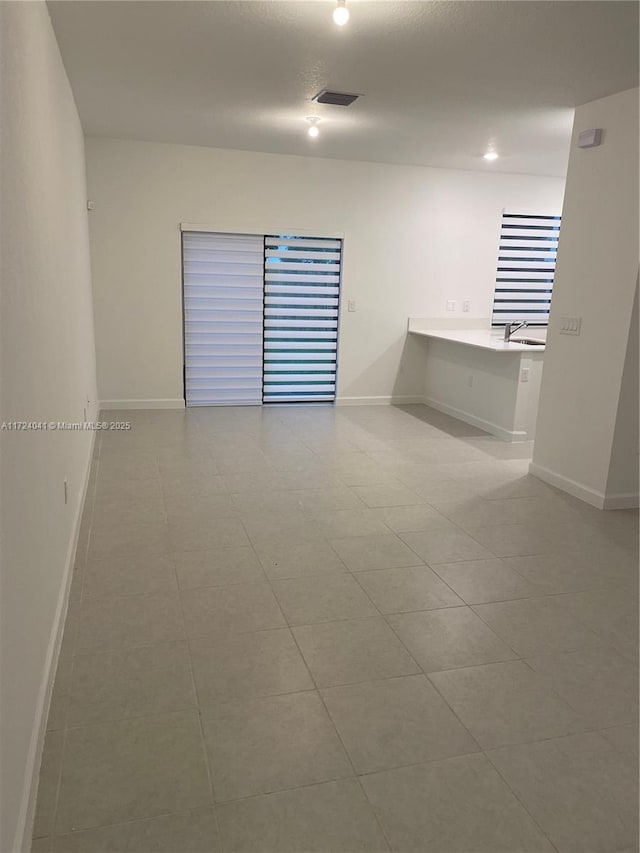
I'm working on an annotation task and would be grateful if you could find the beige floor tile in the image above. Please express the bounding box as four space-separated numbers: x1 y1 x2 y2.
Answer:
399 529 494 564
82 554 178 599
355 566 463 614
472 596 604 657
161 475 230 506
432 558 542 604
216 778 388 853
76 591 185 652
388 607 517 672
255 539 346 580
202 692 352 801
35 405 640 851
67 642 196 726
165 491 238 521
168 515 249 553
312 508 391 538
91 493 166 529
599 722 639 759
503 552 636 595
56 711 211 833
240 510 323 545
46 680 70 732
97 452 160 483
410 480 480 505
437 497 549 529
430 660 586 748
231 490 304 514
190 628 314 704
330 534 423 572
222 471 287 493
293 618 420 687
487 732 639 853
352 485 425 508
463 522 556 557
32 731 63 838
525 646 638 729
370 504 455 534
181 581 286 637
52 809 220 852
88 522 171 561
322 674 478 773
159 458 221 483
173 547 264 589
272 574 378 625
361 753 554 852
553 585 639 649
291 486 364 512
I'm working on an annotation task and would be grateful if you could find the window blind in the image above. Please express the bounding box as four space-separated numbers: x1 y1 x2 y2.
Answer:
491 213 561 326
182 232 264 406
263 236 342 403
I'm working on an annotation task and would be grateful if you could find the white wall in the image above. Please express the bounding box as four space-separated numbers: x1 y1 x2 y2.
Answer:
606 276 639 498
85 137 564 406
531 87 639 509
0 4 98 851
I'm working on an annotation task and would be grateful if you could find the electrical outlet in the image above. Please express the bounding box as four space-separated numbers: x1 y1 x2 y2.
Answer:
463 300 470 312
559 316 581 335
347 299 356 312
467 374 474 388
521 367 530 383
446 300 456 311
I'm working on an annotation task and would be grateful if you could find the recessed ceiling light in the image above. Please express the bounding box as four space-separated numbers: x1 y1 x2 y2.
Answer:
333 0 350 26
306 116 321 138
484 151 499 161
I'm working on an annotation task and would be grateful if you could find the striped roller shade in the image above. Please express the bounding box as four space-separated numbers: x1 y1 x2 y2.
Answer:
182 232 264 406
263 235 342 403
492 213 561 326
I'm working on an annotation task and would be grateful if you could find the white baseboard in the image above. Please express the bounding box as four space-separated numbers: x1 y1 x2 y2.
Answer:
336 395 424 406
422 395 527 442
529 462 639 510
602 492 640 510
100 398 185 410
14 431 96 853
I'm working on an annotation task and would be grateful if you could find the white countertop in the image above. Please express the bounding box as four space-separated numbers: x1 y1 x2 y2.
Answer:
408 327 546 352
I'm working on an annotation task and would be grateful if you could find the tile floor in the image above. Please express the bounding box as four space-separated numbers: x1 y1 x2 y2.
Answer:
33 404 639 852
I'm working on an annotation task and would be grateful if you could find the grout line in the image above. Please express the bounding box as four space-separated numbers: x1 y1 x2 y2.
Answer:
171 553 223 848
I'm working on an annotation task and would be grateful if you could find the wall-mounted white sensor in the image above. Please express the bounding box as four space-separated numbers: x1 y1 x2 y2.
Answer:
578 128 603 148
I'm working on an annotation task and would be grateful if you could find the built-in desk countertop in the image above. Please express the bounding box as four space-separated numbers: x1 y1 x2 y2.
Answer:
407 319 546 442
408 326 546 353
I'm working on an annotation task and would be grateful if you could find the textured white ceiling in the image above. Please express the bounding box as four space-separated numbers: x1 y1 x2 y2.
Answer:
48 1 638 176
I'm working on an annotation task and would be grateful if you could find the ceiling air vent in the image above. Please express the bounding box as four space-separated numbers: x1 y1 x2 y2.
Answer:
312 89 361 107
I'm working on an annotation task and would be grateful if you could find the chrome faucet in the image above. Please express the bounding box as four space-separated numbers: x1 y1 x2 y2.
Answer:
504 321 528 342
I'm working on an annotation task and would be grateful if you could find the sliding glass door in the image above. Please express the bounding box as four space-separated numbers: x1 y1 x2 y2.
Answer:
263 236 341 403
182 230 342 406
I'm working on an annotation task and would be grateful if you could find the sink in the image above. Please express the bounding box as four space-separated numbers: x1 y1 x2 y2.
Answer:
510 338 545 346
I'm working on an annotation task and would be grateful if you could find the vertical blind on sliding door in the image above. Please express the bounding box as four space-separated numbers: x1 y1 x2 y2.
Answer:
182 232 264 406
263 235 342 402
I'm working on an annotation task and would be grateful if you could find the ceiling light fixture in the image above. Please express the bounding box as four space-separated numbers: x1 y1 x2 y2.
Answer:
306 116 321 138
333 0 350 26
484 151 499 161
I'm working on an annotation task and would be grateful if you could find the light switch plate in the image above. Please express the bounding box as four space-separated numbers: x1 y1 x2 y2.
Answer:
347 299 356 312
559 316 581 335
446 300 456 311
